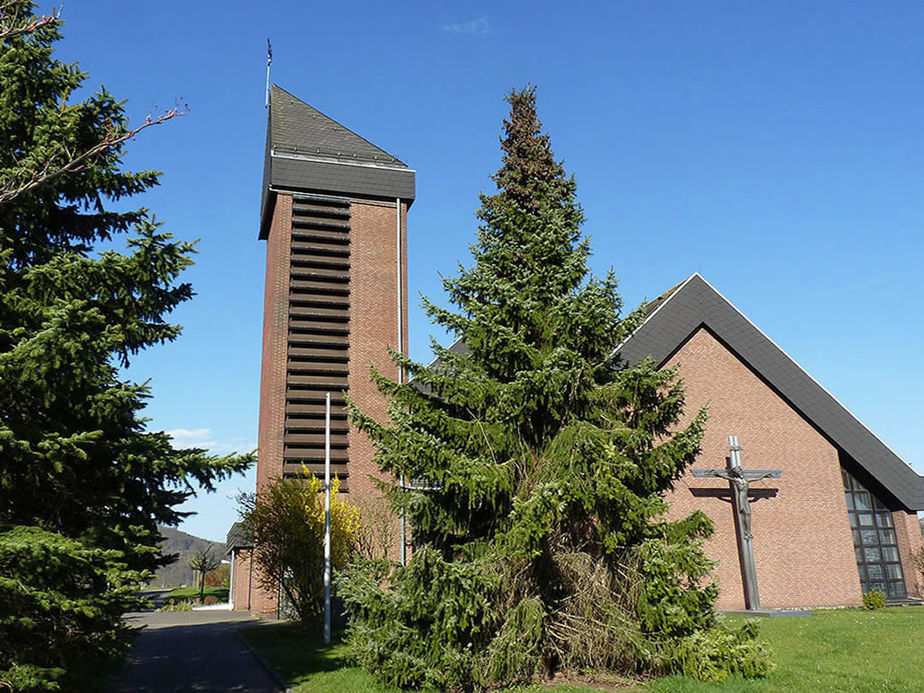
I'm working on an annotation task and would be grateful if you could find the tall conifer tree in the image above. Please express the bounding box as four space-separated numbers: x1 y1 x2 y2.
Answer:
342 87 768 689
0 4 252 690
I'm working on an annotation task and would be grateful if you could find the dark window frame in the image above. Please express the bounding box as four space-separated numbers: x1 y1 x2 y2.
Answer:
843 468 906 599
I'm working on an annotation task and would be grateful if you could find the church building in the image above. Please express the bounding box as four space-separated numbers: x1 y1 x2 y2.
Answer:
231 87 924 614
617 273 924 609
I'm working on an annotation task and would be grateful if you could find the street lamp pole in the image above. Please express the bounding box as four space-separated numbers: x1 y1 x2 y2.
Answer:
323 392 331 644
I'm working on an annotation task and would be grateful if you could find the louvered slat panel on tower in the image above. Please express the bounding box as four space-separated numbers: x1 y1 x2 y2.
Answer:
284 196 351 490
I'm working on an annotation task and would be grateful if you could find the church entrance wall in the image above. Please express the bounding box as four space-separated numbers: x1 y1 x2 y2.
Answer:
665 327 864 609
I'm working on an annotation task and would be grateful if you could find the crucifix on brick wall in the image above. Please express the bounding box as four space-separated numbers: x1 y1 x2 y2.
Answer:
692 435 782 611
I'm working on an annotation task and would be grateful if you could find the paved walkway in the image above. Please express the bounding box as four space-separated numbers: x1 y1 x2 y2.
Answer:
107 609 283 692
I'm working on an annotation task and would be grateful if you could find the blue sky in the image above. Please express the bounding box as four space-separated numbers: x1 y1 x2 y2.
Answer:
47 2 924 541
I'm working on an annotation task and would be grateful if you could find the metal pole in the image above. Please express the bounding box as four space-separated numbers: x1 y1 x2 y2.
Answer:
396 198 407 567
265 39 272 109
396 198 403 372
324 392 331 643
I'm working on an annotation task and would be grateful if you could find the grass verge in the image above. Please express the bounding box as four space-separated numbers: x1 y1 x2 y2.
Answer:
164 585 229 603
239 624 386 693
241 607 924 692
652 607 924 693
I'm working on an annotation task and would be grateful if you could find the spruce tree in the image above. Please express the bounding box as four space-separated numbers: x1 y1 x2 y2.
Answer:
341 87 769 689
0 5 252 690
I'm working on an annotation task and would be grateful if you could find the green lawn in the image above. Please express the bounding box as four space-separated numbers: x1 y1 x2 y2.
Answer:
239 625 390 693
164 585 229 603
241 607 924 693
651 608 924 693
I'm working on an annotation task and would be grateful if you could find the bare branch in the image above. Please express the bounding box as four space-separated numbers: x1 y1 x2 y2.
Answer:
0 1 60 41
0 104 188 206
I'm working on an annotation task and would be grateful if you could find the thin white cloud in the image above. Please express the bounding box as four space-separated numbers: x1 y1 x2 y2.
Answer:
440 17 491 35
166 428 212 445
166 428 255 455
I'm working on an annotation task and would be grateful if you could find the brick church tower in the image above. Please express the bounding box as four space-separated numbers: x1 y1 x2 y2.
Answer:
231 85 413 615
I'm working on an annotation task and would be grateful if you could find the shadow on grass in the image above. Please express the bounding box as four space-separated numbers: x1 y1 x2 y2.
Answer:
240 623 628 692
240 622 352 680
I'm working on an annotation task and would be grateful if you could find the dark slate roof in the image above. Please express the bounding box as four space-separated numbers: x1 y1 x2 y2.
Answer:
270 85 406 166
616 273 924 511
641 280 685 317
225 522 253 553
259 85 415 238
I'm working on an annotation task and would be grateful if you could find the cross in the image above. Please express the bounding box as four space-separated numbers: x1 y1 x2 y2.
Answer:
692 435 782 611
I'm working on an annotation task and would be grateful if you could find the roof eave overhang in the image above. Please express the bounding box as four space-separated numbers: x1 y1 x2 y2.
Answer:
258 154 416 240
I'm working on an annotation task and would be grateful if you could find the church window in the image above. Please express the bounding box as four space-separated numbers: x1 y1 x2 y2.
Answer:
843 469 907 599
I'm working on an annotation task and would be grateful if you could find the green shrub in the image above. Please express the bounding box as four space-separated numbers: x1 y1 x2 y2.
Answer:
340 548 499 690
485 597 544 684
863 590 887 610
669 621 774 682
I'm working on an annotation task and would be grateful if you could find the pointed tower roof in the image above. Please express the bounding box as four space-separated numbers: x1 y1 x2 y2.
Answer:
616 273 924 511
269 85 407 167
260 85 415 238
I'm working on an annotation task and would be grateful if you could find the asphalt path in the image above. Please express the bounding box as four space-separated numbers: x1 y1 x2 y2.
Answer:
107 609 284 692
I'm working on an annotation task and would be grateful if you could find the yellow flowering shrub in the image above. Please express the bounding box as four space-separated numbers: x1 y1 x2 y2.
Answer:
300 469 363 569
239 467 363 624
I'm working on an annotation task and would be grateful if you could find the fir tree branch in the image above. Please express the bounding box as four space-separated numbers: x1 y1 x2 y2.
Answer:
0 104 188 206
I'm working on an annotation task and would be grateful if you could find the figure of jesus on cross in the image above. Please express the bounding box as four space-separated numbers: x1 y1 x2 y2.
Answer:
692 436 782 611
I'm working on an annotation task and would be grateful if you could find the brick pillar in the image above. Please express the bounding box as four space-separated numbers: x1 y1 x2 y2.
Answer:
249 194 293 616
894 510 924 598
347 199 407 560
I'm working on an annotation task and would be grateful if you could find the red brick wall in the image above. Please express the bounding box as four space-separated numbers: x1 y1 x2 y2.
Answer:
231 549 254 611
245 194 292 616
894 510 923 598
665 327 863 609
257 194 292 492
347 199 407 559
230 548 278 616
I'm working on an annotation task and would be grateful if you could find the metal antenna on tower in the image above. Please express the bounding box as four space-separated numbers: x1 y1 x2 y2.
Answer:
265 38 273 109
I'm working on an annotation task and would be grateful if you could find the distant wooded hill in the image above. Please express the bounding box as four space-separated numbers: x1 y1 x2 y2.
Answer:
148 525 227 588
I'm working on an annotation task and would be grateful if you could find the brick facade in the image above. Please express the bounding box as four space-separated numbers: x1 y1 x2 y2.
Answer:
230 549 254 612
244 194 407 615
257 194 292 491
246 194 293 617
894 509 924 598
665 327 921 609
345 199 408 512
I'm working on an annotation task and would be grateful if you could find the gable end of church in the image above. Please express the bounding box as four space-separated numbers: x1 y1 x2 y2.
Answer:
617 273 924 513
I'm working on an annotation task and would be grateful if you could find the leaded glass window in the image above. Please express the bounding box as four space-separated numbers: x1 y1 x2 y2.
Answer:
843 469 906 599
